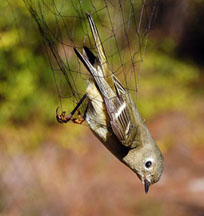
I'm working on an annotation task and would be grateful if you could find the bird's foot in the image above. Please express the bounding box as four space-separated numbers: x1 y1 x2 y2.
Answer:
56 107 85 124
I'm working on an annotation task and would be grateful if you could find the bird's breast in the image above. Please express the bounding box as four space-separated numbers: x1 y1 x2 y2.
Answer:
85 80 110 142
85 80 129 160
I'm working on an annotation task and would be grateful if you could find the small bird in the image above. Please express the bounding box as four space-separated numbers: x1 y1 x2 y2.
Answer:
57 12 164 193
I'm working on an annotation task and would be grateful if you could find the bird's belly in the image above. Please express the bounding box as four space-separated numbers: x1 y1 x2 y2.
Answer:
85 80 129 160
85 81 109 142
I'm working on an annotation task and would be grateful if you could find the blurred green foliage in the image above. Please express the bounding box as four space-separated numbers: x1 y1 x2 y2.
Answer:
138 50 200 119
0 0 57 125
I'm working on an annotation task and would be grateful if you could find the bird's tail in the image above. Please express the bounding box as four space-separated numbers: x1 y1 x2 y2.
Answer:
74 47 115 100
73 13 117 99
85 12 114 88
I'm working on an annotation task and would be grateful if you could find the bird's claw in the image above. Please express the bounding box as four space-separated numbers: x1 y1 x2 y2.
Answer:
56 107 72 124
56 107 85 124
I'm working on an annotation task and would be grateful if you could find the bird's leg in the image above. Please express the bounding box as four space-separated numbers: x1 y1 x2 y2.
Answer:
56 94 87 124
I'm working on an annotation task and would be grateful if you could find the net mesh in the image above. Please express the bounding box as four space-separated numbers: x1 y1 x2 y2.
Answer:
24 0 159 119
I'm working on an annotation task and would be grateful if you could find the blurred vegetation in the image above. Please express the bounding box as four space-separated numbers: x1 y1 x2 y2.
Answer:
136 0 204 118
0 1 57 126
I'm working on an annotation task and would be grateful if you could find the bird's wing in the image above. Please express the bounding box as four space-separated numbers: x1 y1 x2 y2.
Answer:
110 75 138 147
75 47 137 148
74 47 115 100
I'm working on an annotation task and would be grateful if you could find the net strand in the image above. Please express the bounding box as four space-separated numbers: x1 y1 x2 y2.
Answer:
24 0 159 117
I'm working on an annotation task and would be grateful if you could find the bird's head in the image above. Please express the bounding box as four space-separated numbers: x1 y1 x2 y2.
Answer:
123 142 164 193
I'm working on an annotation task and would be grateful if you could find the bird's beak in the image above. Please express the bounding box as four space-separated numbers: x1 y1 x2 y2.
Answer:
144 179 150 194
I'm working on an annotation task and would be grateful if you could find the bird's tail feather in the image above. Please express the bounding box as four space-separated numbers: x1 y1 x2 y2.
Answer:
86 12 114 87
74 47 115 100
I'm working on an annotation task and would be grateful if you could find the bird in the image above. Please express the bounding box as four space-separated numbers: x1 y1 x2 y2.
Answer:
57 12 164 193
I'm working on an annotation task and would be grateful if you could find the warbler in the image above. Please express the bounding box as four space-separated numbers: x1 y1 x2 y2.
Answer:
57 12 164 193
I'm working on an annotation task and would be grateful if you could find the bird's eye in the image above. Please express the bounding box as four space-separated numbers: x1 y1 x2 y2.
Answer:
145 161 152 168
